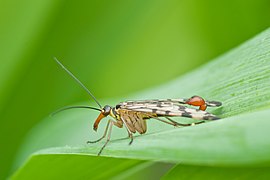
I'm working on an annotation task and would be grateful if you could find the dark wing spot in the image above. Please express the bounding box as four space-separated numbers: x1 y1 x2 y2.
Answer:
212 116 221 120
152 109 157 113
203 116 220 120
178 105 186 110
115 104 121 109
165 111 170 115
215 101 222 106
209 101 222 107
157 102 163 107
181 112 192 118
203 116 210 120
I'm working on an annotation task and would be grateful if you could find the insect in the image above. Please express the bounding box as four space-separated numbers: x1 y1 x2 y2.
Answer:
53 57 222 155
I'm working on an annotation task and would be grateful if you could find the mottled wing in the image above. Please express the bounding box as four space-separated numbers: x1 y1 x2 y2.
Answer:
120 98 222 107
118 100 219 120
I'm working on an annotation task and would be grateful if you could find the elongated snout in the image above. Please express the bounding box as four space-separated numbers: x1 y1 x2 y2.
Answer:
93 113 106 131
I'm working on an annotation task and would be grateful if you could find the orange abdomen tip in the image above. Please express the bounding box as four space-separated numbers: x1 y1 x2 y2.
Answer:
186 96 207 111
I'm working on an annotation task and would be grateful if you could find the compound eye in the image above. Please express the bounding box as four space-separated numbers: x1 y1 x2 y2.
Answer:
103 105 111 115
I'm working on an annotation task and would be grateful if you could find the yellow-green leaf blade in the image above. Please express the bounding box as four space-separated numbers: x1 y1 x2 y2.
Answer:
11 28 270 178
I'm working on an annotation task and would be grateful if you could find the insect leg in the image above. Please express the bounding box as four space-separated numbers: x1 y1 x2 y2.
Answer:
97 120 114 156
165 117 204 126
87 119 122 144
90 119 122 156
128 133 134 145
87 120 111 144
151 117 179 126
120 117 134 145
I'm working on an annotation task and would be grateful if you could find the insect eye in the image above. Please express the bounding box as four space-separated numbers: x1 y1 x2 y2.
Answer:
103 105 111 115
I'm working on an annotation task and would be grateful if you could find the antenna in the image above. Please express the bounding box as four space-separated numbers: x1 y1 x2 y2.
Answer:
54 57 102 109
51 105 101 116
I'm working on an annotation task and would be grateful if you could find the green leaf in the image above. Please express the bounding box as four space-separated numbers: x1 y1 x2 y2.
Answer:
11 155 173 180
11 155 143 180
11 28 270 178
162 164 270 180
15 109 270 165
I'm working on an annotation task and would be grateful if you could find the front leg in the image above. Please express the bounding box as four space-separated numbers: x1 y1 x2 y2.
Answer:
87 119 123 156
87 119 123 144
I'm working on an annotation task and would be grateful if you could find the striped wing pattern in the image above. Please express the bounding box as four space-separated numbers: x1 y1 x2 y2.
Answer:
117 99 220 120
120 98 222 107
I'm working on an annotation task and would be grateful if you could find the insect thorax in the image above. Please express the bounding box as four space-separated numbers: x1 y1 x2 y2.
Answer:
110 107 118 119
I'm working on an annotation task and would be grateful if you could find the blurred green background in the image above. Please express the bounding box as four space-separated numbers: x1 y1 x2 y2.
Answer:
1 0 270 179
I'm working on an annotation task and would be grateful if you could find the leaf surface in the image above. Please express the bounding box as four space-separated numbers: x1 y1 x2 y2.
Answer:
11 28 270 179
